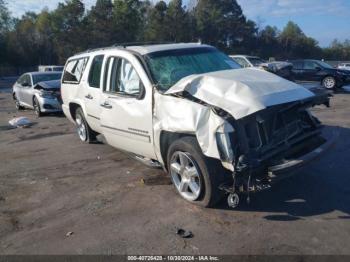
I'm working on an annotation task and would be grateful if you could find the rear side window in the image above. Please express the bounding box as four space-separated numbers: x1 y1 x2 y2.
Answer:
62 57 89 84
88 55 104 88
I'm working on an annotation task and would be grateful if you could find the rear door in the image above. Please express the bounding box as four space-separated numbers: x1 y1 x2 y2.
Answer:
99 53 156 159
83 55 104 132
14 75 25 102
20 74 34 107
291 60 305 81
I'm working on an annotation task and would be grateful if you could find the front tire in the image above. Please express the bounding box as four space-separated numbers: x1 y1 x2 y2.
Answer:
322 76 336 89
33 97 42 117
167 136 229 207
75 108 97 143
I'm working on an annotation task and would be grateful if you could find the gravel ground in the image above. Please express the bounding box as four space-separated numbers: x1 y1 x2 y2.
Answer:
0 79 350 255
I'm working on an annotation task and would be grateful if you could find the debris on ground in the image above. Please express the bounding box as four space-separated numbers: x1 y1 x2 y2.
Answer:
8 117 33 128
66 231 74 237
176 228 193 239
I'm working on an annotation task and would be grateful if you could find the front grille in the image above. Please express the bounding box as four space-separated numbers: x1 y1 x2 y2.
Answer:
243 105 315 154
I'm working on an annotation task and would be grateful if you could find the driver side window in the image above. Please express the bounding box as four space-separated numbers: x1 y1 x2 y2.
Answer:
18 74 31 87
304 61 318 70
104 57 142 96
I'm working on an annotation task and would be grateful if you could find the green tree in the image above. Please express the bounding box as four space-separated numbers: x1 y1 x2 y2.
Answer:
113 0 143 43
164 0 191 42
36 9 55 64
6 12 41 66
86 0 114 47
51 0 86 63
0 0 11 64
257 25 280 59
144 1 168 41
279 21 321 59
194 0 256 52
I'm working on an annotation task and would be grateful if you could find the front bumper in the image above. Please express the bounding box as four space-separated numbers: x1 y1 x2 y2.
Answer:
267 126 339 183
37 96 62 113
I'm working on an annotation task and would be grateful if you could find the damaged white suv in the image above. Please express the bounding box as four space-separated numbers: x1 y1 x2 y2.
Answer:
61 43 330 208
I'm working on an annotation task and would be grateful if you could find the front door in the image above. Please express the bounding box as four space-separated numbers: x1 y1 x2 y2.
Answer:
99 55 156 159
302 60 322 82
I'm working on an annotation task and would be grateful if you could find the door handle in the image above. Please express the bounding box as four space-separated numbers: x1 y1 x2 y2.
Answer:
85 94 93 100
100 102 112 109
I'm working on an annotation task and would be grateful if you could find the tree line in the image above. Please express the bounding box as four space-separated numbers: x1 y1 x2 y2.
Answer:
0 0 349 68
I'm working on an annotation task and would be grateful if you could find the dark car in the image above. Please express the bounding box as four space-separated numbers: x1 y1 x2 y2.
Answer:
290 59 350 89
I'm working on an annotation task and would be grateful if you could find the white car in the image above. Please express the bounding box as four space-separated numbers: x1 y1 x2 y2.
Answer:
13 72 63 116
337 63 350 71
61 43 330 208
230 55 266 68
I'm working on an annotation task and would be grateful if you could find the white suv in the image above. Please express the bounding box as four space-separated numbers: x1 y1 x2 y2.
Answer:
61 43 330 208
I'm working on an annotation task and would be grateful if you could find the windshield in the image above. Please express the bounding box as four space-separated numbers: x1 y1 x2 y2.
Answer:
249 57 265 66
145 47 241 91
32 73 62 85
317 61 334 69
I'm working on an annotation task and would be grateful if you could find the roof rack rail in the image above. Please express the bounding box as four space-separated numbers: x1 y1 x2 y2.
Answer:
73 45 120 56
112 41 176 47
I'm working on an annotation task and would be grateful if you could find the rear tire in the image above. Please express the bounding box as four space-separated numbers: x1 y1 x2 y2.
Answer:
322 76 336 89
13 94 24 110
167 136 230 208
75 108 97 143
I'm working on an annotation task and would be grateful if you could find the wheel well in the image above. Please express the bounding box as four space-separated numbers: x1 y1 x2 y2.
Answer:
69 103 81 120
159 131 196 170
322 75 335 82
32 95 37 106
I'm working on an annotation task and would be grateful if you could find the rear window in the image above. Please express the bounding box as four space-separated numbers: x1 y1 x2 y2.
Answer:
62 57 89 84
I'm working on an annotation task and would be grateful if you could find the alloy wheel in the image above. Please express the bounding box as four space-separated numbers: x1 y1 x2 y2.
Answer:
170 151 202 201
323 77 336 89
75 114 87 141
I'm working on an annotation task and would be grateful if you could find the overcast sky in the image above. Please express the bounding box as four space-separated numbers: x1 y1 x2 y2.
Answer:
6 0 350 47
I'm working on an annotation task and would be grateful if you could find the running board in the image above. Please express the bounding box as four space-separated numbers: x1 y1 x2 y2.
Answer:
129 154 162 169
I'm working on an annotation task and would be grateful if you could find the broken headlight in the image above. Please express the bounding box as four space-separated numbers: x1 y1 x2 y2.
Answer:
39 90 57 99
216 122 235 165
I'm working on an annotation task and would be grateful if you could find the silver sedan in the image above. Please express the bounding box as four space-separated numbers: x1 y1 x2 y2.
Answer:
12 72 62 117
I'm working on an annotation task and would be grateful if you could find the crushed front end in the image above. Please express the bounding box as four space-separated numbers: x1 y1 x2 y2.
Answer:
217 92 331 207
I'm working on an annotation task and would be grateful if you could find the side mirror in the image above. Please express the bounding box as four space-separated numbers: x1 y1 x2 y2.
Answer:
315 66 321 71
22 82 29 87
137 82 146 100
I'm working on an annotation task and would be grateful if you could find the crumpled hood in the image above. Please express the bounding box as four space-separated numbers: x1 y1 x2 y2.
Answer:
35 80 61 90
165 68 315 119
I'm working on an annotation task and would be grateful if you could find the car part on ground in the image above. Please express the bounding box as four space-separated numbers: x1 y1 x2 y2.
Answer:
8 117 33 128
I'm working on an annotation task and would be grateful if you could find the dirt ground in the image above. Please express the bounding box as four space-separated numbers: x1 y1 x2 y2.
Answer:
0 78 350 255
